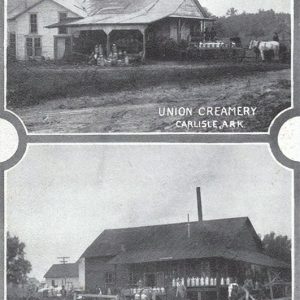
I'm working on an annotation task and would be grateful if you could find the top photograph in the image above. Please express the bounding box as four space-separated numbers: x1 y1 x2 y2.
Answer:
5 0 292 134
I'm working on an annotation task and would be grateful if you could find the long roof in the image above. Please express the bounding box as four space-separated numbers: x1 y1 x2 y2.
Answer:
81 217 290 269
8 0 87 20
44 263 78 279
66 0 213 26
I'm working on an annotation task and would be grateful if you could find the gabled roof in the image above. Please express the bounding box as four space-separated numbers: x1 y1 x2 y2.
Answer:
81 217 290 269
82 217 250 258
8 0 87 20
66 0 213 27
44 263 79 279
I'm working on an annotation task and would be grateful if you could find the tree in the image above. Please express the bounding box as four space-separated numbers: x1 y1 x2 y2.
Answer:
262 232 291 264
7 232 32 284
226 7 238 17
201 7 213 18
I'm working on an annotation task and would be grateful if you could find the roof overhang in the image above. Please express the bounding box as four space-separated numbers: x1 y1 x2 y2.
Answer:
107 249 290 269
48 15 214 28
46 17 83 28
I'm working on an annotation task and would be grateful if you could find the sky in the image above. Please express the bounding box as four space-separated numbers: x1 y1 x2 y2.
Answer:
7 0 292 16
6 144 292 281
200 0 291 16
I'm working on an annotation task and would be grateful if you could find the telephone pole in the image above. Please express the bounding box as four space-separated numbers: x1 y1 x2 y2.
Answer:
57 256 70 264
57 257 70 287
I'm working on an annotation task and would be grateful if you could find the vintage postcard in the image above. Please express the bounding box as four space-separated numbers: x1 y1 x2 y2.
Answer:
0 1 300 300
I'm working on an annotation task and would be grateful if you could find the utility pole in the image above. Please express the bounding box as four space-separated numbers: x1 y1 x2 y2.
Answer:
57 257 70 287
57 256 70 264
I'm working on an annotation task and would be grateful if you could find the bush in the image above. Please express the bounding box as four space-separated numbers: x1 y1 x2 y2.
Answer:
146 38 183 59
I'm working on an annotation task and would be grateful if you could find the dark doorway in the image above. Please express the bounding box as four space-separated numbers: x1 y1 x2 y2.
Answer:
144 273 156 287
110 30 143 54
73 30 107 56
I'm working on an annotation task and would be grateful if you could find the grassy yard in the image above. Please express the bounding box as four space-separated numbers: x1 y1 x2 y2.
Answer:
7 61 291 133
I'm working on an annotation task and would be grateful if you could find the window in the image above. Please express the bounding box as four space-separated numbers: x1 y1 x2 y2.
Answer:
26 37 42 57
58 12 68 34
105 272 115 285
9 33 16 57
51 280 55 286
129 272 138 285
30 13 37 33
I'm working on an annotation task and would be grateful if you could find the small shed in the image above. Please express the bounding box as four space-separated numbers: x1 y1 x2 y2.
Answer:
44 262 79 290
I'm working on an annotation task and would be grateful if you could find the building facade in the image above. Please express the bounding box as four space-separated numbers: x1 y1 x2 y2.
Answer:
7 0 86 60
78 189 290 300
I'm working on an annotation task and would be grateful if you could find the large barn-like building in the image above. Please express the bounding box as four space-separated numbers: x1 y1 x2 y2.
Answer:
77 188 290 300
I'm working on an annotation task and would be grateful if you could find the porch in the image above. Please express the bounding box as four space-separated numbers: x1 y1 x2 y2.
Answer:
111 257 290 300
48 17 215 62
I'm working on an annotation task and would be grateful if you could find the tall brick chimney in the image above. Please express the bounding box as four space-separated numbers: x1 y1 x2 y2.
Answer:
197 187 203 221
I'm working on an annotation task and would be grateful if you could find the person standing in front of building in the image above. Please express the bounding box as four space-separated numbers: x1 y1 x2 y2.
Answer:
273 32 280 42
176 279 186 300
60 285 67 300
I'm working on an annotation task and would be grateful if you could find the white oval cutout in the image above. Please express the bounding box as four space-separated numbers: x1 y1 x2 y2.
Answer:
0 118 19 163
278 116 300 162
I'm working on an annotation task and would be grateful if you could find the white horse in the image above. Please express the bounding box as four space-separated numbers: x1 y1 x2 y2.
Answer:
249 40 280 61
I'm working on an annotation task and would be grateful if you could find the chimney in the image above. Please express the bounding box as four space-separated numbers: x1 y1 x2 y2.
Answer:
196 187 203 221
187 214 191 238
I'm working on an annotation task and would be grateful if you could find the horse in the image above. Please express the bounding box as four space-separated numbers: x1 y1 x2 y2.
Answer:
249 40 280 61
228 283 269 300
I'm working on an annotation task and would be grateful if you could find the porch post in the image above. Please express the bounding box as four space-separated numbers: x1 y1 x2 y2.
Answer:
140 26 147 62
216 258 221 300
106 31 111 56
200 20 205 32
267 269 274 299
183 260 187 287
177 18 182 42
142 31 146 61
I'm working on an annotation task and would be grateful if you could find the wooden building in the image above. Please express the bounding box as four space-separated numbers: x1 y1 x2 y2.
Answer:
44 263 80 290
7 0 86 60
78 188 290 300
47 0 215 60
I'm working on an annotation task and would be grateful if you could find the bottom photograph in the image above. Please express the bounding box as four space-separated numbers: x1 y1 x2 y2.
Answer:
6 144 292 300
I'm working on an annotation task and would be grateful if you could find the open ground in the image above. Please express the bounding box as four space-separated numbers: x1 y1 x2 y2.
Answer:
8 61 291 133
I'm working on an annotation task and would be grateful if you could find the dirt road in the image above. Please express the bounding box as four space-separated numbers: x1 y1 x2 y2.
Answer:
13 69 290 133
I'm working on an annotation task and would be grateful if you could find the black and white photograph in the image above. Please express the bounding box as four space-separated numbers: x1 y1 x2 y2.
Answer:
6 144 292 300
5 0 292 133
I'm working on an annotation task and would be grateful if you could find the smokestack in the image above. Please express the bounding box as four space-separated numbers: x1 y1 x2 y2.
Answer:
187 214 191 238
197 187 203 221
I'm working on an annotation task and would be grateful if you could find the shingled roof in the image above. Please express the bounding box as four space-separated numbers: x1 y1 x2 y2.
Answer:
8 0 87 20
81 217 290 269
44 263 79 279
66 0 213 27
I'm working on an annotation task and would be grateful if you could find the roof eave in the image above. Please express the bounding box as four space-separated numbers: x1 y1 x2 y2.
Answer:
9 0 86 20
168 15 215 21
